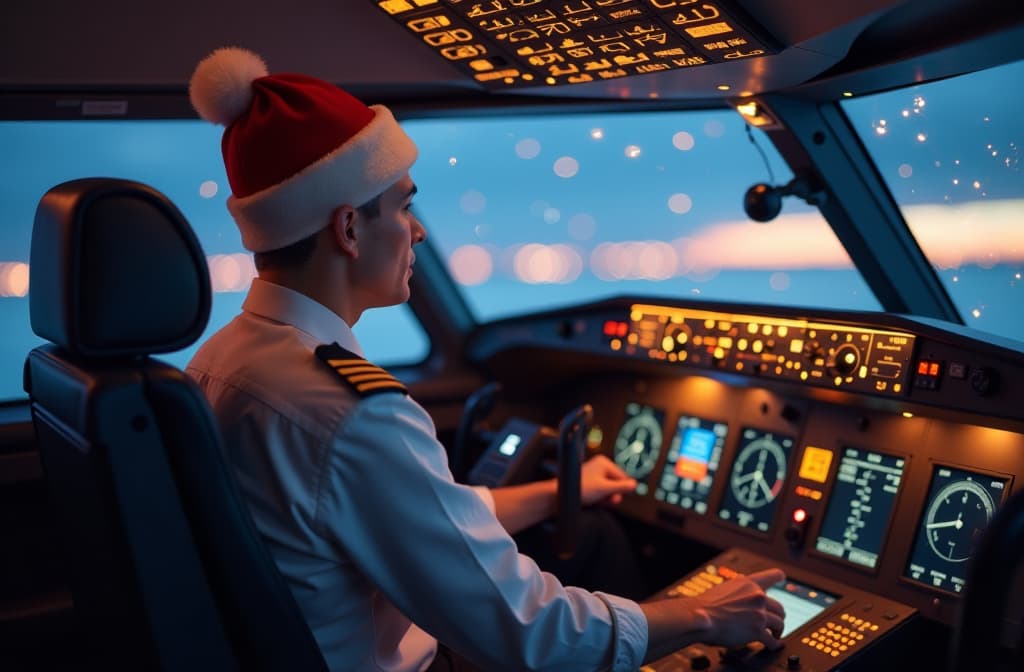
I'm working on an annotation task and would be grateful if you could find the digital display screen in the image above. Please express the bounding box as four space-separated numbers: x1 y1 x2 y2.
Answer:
612 402 666 495
497 433 522 456
798 446 833 484
767 578 839 638
904 465 1009 594
654 415 727 514
717 428 794 533
815 448 906 569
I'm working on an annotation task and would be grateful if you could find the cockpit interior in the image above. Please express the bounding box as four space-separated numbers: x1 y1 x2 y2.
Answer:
2 1 1023 671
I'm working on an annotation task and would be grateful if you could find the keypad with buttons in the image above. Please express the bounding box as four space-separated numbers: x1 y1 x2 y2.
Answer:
799 614 877 658
643 549 916 672
664 565 728 598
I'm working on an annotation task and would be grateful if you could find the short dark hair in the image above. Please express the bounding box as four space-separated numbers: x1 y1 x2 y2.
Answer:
356 193 382 219
253 230 319 272
252 194 383 272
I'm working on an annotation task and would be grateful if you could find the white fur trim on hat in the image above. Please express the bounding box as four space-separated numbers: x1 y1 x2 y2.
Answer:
190 47 269 126
226 105 418 253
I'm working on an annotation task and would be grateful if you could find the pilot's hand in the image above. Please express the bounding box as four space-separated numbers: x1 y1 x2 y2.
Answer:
580 454 637 506
689 568 787 650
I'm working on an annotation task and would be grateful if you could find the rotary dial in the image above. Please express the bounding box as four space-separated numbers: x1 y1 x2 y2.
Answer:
925 479 997 563
613 407 663 480
729 436 788 509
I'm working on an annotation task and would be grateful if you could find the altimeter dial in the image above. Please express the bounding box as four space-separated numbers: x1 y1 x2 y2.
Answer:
613 405 664 480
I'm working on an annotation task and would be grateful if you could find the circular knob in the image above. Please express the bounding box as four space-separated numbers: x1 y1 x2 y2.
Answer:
968 366 999 396
830 343 861 377
803 340 823 361
787 653 801 669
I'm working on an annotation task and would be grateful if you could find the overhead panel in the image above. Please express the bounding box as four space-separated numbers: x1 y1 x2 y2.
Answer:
373 0 779 89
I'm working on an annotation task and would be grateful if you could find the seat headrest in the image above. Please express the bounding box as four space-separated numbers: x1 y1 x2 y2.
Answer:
30 178 212 357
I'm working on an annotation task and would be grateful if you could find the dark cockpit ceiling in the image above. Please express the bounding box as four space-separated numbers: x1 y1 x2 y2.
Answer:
2 0 1024 113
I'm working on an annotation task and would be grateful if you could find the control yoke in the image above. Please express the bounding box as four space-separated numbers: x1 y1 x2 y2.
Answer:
452 382 503 483
950 488 1024 671
555 404 593 560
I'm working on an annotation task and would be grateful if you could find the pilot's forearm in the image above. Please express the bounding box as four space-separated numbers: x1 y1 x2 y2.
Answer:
639 599 711 662
490 478 557 535
640 569 786 664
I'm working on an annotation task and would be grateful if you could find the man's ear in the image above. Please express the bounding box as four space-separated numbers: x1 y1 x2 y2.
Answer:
330 204 360 258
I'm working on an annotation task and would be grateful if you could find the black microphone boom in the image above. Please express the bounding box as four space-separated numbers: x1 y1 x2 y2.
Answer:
744 176 827 222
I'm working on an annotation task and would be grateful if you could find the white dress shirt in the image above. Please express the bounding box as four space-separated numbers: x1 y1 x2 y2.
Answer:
186 279 648 672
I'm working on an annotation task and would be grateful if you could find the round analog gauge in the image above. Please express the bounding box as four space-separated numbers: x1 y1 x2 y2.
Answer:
613 408 663 480
729 436 788 508
925 479 997 562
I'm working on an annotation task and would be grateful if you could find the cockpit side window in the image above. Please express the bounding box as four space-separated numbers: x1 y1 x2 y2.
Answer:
843 58 1024 344
0 120 429 402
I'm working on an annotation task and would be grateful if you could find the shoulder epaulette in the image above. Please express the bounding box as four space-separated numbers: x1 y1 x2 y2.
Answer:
315 343 408 398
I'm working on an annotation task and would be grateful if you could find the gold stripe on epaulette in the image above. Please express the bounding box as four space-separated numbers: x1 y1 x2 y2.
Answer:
335 365 385 376
347 372 397 383
327 359 394 378
328 363 403 389
316 343 408 397
356 380 407 393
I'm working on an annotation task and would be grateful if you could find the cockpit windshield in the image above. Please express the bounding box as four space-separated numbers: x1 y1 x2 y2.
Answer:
843 58 1024 344
405 109 879 321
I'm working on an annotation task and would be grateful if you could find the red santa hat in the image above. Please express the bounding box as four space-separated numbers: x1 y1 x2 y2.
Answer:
189 47 418 252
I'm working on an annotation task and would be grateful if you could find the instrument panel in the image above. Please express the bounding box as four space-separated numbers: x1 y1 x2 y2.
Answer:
598 379 1019 628
468 297 1024 638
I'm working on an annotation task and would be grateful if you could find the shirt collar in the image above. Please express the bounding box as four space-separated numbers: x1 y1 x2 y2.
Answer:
242 278 365 357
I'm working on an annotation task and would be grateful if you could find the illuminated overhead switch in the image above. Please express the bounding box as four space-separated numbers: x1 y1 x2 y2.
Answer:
914 359 943 390
603 320 629 339
784 508 811 549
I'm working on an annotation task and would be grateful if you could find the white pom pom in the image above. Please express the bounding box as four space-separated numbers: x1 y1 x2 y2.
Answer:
189 47 269 126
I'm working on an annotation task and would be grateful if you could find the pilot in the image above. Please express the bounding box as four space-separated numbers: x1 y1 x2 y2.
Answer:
185 47 787 672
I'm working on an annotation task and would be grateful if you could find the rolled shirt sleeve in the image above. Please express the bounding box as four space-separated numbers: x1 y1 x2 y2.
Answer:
469 485 496 514
595 592 649 672
315 393 648 672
